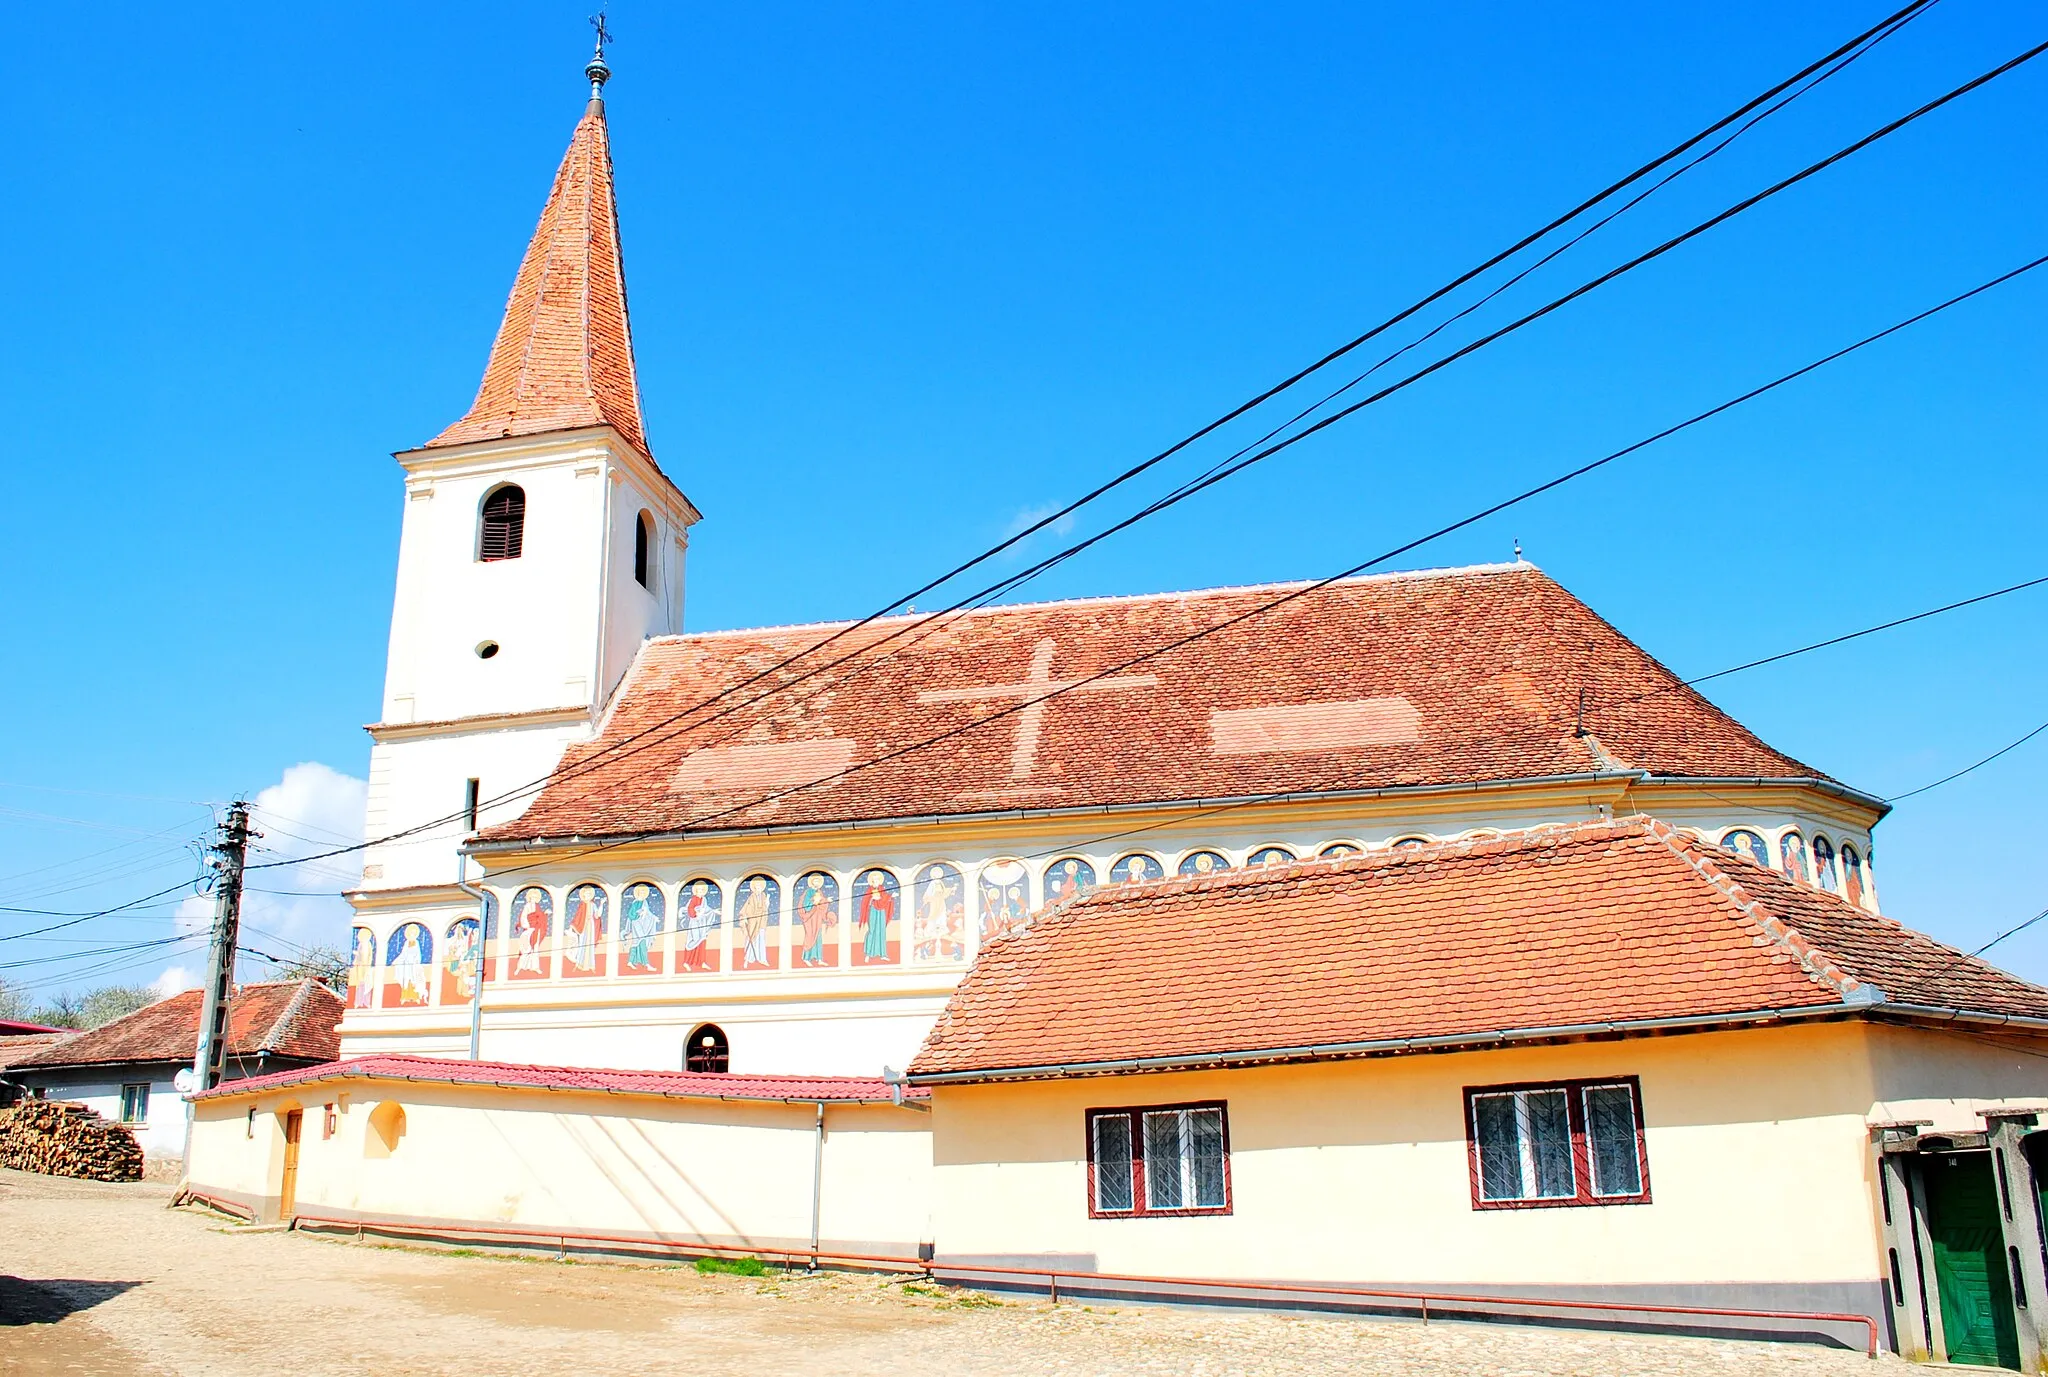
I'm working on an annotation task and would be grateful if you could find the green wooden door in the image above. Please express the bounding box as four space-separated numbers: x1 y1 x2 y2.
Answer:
1924 1152 2021 1370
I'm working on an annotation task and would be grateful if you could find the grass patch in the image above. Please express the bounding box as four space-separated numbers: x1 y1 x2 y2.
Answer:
696 1255 768 1277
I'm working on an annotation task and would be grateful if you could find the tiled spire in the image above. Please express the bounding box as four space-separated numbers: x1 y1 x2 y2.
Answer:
428 50 648 456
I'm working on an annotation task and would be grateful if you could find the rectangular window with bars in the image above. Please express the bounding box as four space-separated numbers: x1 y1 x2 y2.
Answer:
1087 1102 1231 1217
1465 1076 1650 1208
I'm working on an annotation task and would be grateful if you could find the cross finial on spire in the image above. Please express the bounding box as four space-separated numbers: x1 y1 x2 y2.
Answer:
586 9 613 101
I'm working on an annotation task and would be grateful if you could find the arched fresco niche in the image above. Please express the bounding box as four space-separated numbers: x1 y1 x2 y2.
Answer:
1109 853 1164 886
618 882 665 975
792 871 839 968
676 878 723 973
508 887 553 981
978 859 1030 944
734 875 781 971
851 868 900 966
383 923 433 1008
1178 850 1230 879
562 883 609 978
913 863 967 961
346 926 377 1010
1043 857 1096 906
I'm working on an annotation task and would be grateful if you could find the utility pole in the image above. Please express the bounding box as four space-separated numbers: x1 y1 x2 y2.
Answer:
191 802 255 1092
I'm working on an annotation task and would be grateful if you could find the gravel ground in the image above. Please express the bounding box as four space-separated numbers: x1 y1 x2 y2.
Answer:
0 1167 1911 1376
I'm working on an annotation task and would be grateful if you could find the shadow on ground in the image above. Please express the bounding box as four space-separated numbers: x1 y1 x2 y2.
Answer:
0 1277 142 1326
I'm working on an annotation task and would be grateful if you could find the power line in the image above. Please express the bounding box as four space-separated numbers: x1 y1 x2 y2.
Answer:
1887 718 2048 803
248 3 1957 875
0 878 210 944
444 252 2048 889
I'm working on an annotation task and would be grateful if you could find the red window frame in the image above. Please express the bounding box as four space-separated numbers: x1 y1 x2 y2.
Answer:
1085 1100 1233 1219
1463 1075 1652 1210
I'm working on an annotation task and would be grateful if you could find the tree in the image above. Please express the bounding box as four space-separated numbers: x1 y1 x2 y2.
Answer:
268 945 349 993
13 984 158 1031
0 977 36 1024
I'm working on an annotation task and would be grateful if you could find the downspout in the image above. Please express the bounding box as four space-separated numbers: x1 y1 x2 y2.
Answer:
454 860 489 1061
809 1102 825 1270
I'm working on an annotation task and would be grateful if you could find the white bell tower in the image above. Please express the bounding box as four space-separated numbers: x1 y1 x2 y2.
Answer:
353 50 699 906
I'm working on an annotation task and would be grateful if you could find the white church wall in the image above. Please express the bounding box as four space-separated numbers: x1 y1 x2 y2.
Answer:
338 781 1890 1078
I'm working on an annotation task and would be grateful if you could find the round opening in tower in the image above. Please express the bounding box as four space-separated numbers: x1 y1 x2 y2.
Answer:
475 641 501 660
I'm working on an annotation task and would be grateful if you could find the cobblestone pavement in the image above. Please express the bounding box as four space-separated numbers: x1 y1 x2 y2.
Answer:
1 1169 1909 1376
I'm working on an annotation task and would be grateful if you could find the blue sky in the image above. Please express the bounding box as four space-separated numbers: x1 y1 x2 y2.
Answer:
2 2 2042 997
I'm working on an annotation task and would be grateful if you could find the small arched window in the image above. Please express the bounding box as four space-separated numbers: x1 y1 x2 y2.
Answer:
479 485 526 562
633 510 654 589
685 1023 730 1073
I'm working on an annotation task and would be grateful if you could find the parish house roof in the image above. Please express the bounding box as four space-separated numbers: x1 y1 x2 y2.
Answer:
479 564 1844 845
909 816 2048 1081
192 1054 921 1106
11 980 342 1073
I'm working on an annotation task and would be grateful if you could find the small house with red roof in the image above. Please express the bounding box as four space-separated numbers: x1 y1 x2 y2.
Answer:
9 980 341 1161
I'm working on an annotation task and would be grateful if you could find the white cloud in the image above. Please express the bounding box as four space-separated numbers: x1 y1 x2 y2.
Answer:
1004 502 1079 541
152 964 198 999
239 762 368 961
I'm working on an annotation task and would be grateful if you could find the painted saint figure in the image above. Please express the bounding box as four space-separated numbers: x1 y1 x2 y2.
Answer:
620 882 664 974
348 926 376 1009
794 871 838 967
1043 858 1095 906
854 868 898 965
1811 835 1838 893
510 887 552 980
1720 830 1770 868
443 918 481 1003
1248 846 1295 868
1109 854 1164 886
915 864 966 961
1779 831 1810 886
1318 842 1361 860
977 860 1030 944
387 923 432 1007
563 884 607 976
736 876 779 970
1843 844 1867 908
1178 850 1228 878
678 879 722 973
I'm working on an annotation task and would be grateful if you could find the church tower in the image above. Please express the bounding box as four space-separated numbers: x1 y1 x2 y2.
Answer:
356 46 699 901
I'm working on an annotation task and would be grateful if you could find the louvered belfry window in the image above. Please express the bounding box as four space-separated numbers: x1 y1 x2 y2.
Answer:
479 485 526 562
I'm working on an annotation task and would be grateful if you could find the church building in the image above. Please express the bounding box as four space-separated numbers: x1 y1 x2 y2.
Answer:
185 51 2048 1366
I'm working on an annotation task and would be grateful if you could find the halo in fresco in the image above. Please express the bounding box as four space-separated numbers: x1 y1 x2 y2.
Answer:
914 863 967 961
792 871 839 968
619 882 665 975
1109 854 1164 885
384 922 433 1007
509 887 553 980
347 926 377 1009
1247 846 1296 867
563 884 609 977
735 875 781 970
1178 850 1229 878
852 868 900 966
1043 857 1096 905
978 859 1030 944
677 878 723 973
1719 829 1770 868
1779 831 1810 885
1811 835 1839 892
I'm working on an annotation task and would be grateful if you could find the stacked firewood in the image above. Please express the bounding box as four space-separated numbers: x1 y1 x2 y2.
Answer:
0 1099 145 1181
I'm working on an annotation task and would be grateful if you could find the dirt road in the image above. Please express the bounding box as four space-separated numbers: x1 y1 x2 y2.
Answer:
1 1168 1904 1376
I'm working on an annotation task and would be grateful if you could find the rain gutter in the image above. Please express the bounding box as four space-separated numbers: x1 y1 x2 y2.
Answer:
907 1000 2048 1086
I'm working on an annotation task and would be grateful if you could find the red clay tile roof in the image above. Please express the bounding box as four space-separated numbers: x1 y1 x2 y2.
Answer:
0 1032 70 1070
0 1018 69 1035
12 981 342 1072
192 1054 921 1105
909 816 2048 1079
427 95 648 457
480 564 1841 844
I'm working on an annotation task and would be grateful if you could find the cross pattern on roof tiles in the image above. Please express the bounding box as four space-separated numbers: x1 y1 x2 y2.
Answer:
479 565 1832 844
908 816 2048 1079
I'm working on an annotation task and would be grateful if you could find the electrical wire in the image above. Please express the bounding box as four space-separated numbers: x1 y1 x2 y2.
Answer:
436 252 2048 889
1887 718 2048 803
247 3 1967 875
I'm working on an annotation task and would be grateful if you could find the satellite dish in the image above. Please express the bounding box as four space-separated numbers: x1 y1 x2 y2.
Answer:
173 1069 196 1094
